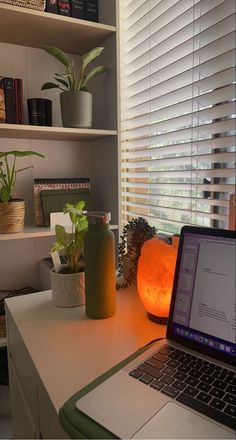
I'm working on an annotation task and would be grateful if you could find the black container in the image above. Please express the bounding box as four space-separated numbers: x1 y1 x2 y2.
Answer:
27 98 52 126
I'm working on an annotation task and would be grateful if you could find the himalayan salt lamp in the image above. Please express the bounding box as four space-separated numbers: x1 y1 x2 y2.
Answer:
137 238 178 324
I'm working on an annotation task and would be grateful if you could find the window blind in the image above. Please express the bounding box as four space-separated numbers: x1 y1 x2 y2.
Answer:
119 0 236 234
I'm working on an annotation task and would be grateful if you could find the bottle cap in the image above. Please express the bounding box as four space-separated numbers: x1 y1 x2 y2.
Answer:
86 211 111 224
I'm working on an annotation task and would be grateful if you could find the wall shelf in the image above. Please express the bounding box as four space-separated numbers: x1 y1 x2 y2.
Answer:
0 4 116 54
0 224 119 241
0 124 117 141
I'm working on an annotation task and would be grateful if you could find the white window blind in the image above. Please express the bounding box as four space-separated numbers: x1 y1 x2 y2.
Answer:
119 0 236 234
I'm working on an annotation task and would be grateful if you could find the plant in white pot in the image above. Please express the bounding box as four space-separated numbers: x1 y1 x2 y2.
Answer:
41 46 107 128
0 150 45 233
50 200 88 307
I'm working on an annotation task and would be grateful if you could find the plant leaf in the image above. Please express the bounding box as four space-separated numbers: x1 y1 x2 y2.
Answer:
82 47 104 72
42 46 71 68
41 82 60 90
75 200 85 211
53 77 68 88
0 150 45 159
55 225 72 247
82 66 107 88
0 186 11 203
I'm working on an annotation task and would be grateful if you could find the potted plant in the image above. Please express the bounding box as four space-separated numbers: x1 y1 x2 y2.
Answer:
50 200 88 307
0 150 45 233
116 217 157 289
41 45 107 128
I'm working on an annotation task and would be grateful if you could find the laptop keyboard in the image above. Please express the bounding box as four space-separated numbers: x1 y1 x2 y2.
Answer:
129 344 236 430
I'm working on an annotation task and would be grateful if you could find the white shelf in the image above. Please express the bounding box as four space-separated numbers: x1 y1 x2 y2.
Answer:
0 337 7 348
0 4 116 54
0 124 117 141
0 224 119 241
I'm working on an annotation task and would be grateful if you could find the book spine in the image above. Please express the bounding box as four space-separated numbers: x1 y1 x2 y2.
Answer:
3 77 16 124
57 0 71 16
45 0 58 13
70 0 85 19
85 0 98 22
14 78 23 124
0 77 6 123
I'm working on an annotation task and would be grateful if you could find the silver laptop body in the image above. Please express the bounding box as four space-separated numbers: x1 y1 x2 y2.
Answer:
76 226 236 439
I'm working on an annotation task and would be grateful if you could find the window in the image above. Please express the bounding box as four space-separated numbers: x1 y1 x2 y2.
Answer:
119 0 236 234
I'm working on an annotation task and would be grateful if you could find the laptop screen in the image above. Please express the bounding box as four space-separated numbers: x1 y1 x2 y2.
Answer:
167 226 236 367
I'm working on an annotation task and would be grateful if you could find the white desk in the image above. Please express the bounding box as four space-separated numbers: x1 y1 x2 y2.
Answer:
5 288 166 439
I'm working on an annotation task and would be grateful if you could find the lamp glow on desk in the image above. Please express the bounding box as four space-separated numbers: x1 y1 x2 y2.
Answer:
137 238 178 324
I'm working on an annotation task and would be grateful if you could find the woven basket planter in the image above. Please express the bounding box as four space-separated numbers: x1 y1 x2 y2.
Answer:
0 0 45 11
0 199 25 233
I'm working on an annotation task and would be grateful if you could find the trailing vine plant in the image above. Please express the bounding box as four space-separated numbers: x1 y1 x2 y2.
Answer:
116 217 157 289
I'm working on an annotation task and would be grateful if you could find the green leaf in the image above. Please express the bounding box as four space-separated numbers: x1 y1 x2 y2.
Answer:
0 150 45 159
53 77 69 88
82 66 107 88
0 170 6 178
75 200 85 211
41 82 60 90
82 47 104 72
0 186 11 203
50 241 65 253
55 225 72 247
42 46 71 68
76 216 88 233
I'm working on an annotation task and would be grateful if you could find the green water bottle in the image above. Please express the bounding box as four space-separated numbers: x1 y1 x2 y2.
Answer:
84 212 116 319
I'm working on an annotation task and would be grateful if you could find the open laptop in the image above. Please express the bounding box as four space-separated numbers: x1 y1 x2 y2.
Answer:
76 225 236 439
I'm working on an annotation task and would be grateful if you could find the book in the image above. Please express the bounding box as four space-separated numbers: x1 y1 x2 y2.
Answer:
57 0 71 16
85 0 98 22
14 78 23 124
0 77 6 123
45 0 58 13
70 0 85 19
2 77 16 124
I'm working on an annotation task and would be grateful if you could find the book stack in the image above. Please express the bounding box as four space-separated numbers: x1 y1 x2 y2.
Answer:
45 0 98 22
0 77 23 124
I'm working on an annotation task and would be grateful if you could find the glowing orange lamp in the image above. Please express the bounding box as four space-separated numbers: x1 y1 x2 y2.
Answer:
137 238 178 324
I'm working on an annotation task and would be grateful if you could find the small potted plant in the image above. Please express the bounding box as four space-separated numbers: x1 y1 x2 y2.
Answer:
0 150 45 233
50 200 88 307
116 217 157 289
41 45 107 128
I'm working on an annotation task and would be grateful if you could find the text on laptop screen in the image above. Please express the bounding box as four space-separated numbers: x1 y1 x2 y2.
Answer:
172 232 236 357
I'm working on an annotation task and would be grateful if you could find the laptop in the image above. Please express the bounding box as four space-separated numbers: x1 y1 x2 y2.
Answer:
76 225 236 439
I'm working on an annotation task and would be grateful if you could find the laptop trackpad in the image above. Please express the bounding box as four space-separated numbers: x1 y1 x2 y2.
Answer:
133 402 234 439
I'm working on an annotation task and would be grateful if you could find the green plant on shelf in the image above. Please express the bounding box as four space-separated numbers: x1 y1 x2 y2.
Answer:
41 46 107 92
50 201 88 274
0 150 45 203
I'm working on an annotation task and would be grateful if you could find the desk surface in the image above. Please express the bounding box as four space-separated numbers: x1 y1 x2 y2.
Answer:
5 288 166 413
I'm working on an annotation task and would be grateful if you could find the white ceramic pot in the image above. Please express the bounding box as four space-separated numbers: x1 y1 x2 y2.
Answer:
51 268 85 307
60 91 92 128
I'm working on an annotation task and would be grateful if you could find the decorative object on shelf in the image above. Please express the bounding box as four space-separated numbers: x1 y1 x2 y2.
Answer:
70 0 85 19
137 237 178 324
41 45 107 128
0 77 23 124
57 0 70 16
85 0 98 22
84 212 116 319
27 98 52 126
0 0 45 11
45 0 57 13
33 177 90 226
0 150 45 233
50 200 88 307
0 77 6 123
116 217 157 289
